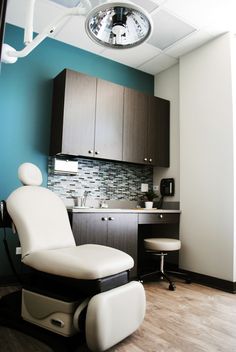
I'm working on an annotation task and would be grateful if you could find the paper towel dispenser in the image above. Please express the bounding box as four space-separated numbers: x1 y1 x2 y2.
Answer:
54 158 78 174
160 178 175 197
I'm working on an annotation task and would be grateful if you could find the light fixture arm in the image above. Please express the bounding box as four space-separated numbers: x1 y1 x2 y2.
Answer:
2 0 152 63
24 0 36 45
2 0 91 63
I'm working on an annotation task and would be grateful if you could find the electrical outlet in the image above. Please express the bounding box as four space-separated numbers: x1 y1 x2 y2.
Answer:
141 183 148 192
153 185 159 191
16 247 21 255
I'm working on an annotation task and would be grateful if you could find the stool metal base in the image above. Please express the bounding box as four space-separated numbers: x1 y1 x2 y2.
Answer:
140 268 176 291
140 252 191 291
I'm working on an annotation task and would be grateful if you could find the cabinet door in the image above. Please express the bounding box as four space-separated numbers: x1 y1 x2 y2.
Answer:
95 79 124 161
157 98 170 167
107 214 138 278
62 70 97 156
72 213 108 246
123 88 148 164
148 96 170 167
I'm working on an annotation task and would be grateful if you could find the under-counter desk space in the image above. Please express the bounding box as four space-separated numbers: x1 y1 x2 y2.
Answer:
68 209 180 279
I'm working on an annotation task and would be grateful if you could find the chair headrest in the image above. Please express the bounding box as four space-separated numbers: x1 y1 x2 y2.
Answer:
18 163 43 186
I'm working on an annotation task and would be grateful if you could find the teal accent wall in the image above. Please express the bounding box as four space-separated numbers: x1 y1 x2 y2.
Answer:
0 24 153 278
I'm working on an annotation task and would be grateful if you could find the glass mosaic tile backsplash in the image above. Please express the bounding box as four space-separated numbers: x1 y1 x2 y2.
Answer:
48 157 153 202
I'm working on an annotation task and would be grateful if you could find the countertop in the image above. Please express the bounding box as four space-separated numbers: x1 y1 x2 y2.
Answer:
68 207 181 214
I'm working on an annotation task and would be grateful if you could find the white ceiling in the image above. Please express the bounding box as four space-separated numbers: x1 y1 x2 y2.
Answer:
5 0 236 75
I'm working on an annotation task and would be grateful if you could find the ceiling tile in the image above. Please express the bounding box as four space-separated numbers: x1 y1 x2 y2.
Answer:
162 0 216 27
99 43 161 68
150 0 169 6
138 53 178 75
148 9 196 50
6 0 65 33
132 0 159 13
49 0 80 7
164 30 214 58
162 0 236 30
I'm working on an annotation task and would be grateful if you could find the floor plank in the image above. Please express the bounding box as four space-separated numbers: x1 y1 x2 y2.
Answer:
1 281 236 351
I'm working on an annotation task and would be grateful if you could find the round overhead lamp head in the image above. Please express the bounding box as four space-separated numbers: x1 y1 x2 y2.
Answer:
85 1 153 49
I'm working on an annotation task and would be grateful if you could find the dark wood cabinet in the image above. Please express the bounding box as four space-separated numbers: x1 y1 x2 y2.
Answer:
71 210 180 279
148 96 169 167
72 213 108 246
50 69 170 167
50 70 124 159
123 88 170 166
95 79 124 161
71 213 138 278
138 212 179 225
106 214 138 278
123 88 148 164
50 69 97 157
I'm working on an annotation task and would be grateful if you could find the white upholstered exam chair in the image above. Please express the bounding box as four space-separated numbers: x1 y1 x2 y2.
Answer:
5 163 146 352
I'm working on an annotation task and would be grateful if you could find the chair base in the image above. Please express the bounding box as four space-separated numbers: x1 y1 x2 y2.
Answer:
141 250 191 291
140 267 191 291
140 269 175 291
21 288 85 337
1 281 146 352
0 290 84 352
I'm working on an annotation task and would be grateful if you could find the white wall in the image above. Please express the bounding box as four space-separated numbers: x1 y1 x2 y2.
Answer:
154 64 180 203
179 33 235 280
231 36 236 281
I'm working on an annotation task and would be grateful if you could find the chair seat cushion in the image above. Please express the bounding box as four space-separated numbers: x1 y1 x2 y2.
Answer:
144 238 181 251
23 244 134 280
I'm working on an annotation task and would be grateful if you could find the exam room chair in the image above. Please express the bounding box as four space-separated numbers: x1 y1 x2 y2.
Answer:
5 162 146 352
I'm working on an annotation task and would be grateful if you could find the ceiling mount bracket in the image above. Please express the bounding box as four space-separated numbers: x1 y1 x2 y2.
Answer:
2 0 91 64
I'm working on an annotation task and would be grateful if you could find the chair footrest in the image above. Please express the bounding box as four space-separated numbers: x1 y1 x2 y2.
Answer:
86 281 146 351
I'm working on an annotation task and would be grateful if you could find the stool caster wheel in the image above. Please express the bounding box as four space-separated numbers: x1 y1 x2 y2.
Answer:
169 284 176 291
186 278 191 284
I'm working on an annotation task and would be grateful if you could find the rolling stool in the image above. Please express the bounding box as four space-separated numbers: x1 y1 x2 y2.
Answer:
142 238 191 291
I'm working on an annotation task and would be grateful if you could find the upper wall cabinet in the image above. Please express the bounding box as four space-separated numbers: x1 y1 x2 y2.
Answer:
95 79 123 161
50 69 170 167
123 88 170 167
123 88 148 164
50 70 96 155
50 69 124 160
148 96 170 167
50 70 96 157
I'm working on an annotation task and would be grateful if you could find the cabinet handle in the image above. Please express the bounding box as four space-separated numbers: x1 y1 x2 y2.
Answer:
159 214 163 219
144 157 147 162
149 158 153 163
88 150 93 154
101 217 108 221
108 217 114 221
95 151 99 155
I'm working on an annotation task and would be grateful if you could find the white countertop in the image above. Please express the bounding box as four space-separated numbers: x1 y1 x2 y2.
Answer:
68 207 181 214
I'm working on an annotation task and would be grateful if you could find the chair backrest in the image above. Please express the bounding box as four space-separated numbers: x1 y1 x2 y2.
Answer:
6 163 75 259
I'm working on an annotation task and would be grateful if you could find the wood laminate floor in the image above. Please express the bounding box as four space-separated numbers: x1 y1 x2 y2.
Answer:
0 281 236 352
